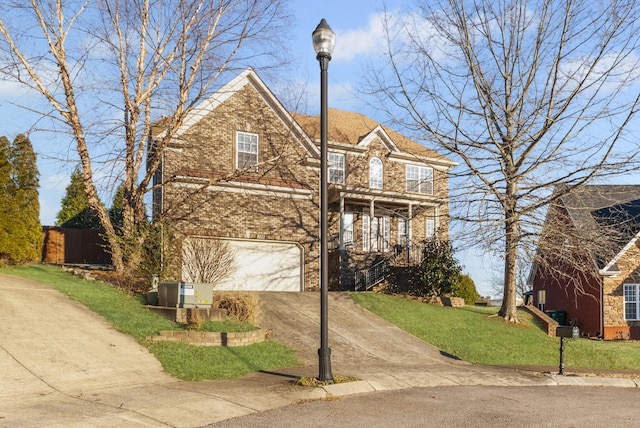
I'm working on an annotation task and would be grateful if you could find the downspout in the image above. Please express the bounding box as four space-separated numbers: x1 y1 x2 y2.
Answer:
600 277 604 339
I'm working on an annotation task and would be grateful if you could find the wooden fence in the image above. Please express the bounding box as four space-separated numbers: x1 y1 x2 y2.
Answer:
41 226 112 265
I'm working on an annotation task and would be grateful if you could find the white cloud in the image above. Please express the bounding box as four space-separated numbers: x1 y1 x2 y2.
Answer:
333 13 389 62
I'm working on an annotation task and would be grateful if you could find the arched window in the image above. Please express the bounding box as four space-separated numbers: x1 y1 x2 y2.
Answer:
369 157 383 189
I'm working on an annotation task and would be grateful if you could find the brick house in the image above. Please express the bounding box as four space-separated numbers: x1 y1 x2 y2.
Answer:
529 185 640 339
150 68 455 292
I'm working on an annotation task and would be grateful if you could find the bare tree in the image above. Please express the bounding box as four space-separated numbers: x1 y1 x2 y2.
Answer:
367 0 640 322
181 237 237 286
0 0 290 273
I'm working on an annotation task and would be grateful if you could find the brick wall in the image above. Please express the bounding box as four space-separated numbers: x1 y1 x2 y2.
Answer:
602 241 640 339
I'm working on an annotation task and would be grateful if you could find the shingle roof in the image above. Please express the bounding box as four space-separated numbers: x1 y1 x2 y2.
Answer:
560 185 640 270
293 108 452 164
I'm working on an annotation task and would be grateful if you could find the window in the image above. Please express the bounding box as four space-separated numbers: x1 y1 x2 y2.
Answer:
363 214 389 252
343 212 354 245
362 215 369 252
236 131 258 169
624 284 639 320
407 165 433 194
369 157 383 189
398 218 408 246
329 152 345 184
426 218 435 238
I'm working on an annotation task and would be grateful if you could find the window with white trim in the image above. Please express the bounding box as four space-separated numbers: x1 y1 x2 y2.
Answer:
236 131 258 169
369 157 383 189
426 218 435 238
363 214 390 252
362 215 369 252
398 218 408 246
343 212 354 245
407 165 433 194
328 152 345 184
624 284 640 320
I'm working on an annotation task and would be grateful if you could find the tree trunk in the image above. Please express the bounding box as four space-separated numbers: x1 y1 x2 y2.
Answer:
499 212 520 323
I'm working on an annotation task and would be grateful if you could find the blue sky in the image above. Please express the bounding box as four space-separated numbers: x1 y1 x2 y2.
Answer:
0 0 502 296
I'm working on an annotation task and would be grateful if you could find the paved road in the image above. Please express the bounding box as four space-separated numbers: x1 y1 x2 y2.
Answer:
208 385 640 427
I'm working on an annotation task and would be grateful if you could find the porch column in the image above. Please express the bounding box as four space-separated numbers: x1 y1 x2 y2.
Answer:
408 203 413 262
408 203 413 243
369 199 375 252
339 196 345 250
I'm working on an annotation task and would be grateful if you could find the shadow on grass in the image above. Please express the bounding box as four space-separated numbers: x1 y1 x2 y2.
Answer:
440 350 462 360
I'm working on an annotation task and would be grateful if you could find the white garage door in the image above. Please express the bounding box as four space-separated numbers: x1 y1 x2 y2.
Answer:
216 240 303 291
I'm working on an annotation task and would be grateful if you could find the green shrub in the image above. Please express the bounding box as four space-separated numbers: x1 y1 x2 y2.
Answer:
410 238 462 297
452 273 479 304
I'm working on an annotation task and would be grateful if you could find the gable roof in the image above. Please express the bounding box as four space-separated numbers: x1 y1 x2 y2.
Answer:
559 185 640 273
153 68 319 157
293 109 455 167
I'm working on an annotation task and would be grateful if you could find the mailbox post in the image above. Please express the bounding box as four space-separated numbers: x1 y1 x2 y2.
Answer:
556 321 579 375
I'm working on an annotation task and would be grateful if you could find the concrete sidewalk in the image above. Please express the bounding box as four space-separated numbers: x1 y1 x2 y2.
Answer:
0 275 637 427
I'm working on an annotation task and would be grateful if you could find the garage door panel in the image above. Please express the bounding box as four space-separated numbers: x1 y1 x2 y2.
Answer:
214 240 302 292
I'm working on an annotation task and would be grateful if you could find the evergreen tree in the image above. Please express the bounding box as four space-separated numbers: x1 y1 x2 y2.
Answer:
412 238 462 298
452 274 479 305
9 134 41 263
56 166 100 229
0 136 14 262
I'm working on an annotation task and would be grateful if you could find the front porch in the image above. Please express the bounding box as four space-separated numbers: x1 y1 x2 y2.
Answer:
327 187 441 291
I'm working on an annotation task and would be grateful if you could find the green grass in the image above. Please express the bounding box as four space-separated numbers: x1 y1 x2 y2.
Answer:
351 292 640 372
148 341 299 381
1 264 301 380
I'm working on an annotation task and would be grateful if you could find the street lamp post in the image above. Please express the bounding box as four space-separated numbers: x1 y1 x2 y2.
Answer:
312 18 335 383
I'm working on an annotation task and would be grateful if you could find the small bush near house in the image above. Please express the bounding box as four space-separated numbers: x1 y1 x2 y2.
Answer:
212 291 261 326
452 273 479 305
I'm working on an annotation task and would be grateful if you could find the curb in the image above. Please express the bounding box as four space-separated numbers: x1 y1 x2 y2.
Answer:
544 373 639 388
321 380 376 397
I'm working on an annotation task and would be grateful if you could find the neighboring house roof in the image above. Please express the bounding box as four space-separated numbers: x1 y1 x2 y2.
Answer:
558 185 640 273
293 109 455 168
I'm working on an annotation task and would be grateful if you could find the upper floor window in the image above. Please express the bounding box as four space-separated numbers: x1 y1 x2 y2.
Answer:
329 152 345 184
407 165 433 194
624 284 639 320
369 157 383 189
236 131 258 169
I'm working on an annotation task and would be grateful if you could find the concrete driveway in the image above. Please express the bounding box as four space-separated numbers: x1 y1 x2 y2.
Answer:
0 274 552 427
257 292 547 387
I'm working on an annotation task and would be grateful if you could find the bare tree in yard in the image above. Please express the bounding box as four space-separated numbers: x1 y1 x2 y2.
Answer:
0 0 289 273
181 237 237 286
367 0 640 322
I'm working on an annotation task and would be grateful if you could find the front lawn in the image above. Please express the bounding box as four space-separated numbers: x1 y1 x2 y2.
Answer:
351 292 640 372
1 264 301 380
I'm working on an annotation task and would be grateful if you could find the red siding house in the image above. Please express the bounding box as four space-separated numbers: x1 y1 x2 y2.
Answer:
149 68 455 292
530 185 640 339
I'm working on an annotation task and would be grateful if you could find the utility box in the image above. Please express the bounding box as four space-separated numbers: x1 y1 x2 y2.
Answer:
158 281 212 308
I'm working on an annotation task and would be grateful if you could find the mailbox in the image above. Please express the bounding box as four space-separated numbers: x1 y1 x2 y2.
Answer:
556 325 579 339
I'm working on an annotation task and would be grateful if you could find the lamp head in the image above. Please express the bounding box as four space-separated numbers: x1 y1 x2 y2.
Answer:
312 19 335 59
